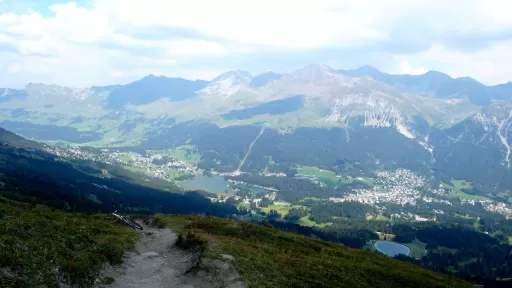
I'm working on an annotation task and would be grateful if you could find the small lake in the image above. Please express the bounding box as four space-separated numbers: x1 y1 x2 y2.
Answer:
179 174 270 195
374 241 411 257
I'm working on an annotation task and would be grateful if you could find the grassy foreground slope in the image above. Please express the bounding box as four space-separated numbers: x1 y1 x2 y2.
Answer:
0 199 138 288
156 215 469 288
1 199 470 288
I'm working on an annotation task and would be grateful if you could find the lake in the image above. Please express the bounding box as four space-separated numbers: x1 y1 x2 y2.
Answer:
179 174 270 195
374 241 411 257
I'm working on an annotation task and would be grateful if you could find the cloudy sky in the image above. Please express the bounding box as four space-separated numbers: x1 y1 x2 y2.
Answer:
1 0 511 88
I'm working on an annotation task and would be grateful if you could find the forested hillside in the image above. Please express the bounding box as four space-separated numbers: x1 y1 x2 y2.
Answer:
0 129 236 216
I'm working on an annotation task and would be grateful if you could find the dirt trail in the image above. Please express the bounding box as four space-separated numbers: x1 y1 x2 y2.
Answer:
96 222 245 288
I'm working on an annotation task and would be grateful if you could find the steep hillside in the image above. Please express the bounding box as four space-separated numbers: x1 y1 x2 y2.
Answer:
155 214 468 288
431 100 512 193
0 129 236 216
139 121 433 174
0 127 44 150
106 75 208 109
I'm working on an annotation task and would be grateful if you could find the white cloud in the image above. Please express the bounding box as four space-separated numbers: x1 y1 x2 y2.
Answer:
1 0 512 86
93 0 512 49
164 40 226 57
95 0 391 48
398 61 427 75
393 42 512 84
7 62 21 73
110 70 125 78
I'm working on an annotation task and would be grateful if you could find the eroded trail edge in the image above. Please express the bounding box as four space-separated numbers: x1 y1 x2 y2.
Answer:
96 222 245 288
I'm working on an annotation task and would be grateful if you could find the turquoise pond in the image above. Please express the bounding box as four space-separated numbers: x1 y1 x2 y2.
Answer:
374 241 411 257
179 174 270 195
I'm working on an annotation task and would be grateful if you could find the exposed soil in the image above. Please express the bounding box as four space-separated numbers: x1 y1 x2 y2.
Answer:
96 222 245 288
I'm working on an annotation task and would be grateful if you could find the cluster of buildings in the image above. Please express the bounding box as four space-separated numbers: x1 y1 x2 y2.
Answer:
389 212 435 222
422 197 452 206
46 146 196 182
329 169 424 206
462 199 512 218
328 168 512 219
208 192 278 208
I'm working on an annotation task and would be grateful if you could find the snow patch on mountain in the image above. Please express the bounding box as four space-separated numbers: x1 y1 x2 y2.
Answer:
397 123 415 139
26 84 94 101
201 70 252 98
71 88 94 100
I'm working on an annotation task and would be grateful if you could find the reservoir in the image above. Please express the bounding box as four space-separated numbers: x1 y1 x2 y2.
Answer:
179 174 270 195
374 241 411 257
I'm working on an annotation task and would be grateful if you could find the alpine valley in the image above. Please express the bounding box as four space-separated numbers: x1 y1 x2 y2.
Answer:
2 64 512 193
3 64 512 284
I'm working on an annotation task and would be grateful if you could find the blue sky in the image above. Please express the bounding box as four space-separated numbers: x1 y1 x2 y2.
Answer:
1 0 512 88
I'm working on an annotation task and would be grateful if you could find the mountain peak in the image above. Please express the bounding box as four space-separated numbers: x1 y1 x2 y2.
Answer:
424 70 449 77
212 70 252 82
355 65 380 73
289 64 337 80
337 65 383 79
301 64 334 73
455 76 480 84
140 74 175 82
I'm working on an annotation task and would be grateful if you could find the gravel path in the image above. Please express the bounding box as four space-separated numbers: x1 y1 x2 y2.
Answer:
96 222 245 288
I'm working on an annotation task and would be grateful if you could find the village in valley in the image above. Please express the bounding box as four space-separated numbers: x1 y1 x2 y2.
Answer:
47 145 512 224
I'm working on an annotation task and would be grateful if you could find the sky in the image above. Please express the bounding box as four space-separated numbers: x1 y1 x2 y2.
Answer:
1 0 512 88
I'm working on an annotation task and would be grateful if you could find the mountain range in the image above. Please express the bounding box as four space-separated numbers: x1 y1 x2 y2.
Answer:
1 64 512 195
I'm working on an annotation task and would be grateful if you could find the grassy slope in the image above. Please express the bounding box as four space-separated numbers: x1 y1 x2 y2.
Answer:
443 179 488 200
0 200 138 288
260 204 331 227
405 239 427 259
297 166 374 187
147 145 201 164
297 166 347 186
156 214 469 288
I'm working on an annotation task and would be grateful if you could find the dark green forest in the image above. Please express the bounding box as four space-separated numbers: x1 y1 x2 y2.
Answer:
137 120 512 197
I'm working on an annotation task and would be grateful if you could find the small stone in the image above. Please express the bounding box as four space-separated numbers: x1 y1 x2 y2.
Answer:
220 254 235 261
141 252 160 258
1 267 16 279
